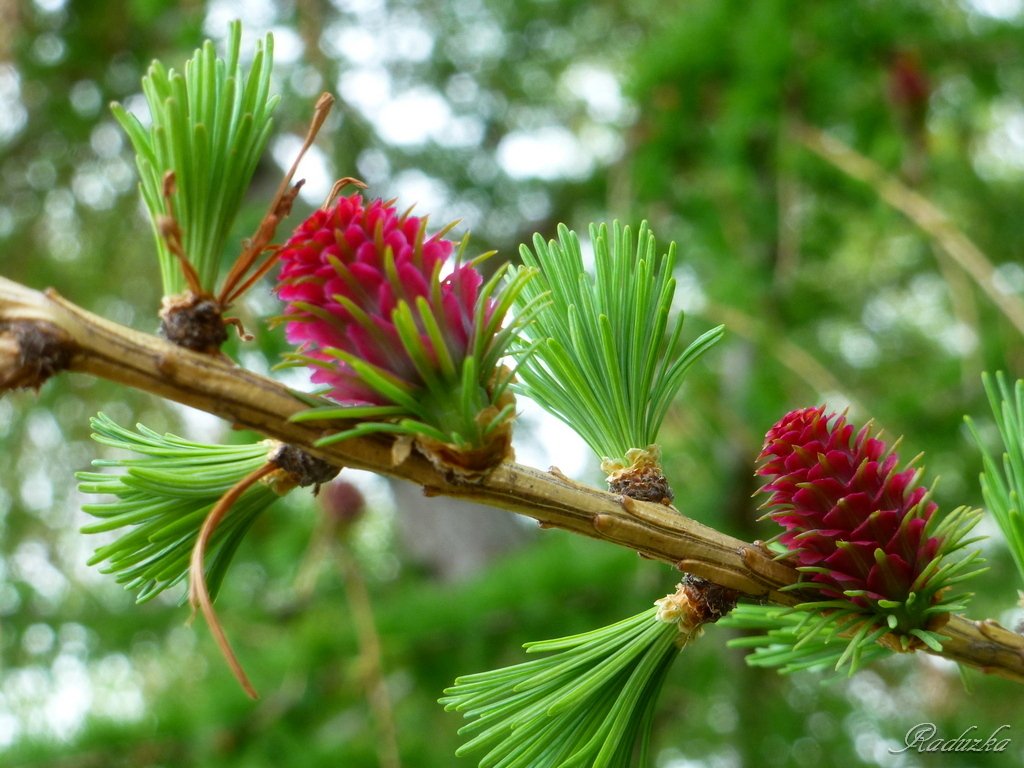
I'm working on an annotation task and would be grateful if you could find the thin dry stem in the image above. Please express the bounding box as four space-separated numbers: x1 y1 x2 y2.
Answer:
218 93 336 306
322 176 368 210
159 172 205 296
189 461 277 700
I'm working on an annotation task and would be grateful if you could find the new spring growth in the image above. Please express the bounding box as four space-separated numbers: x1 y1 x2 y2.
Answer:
277 190 540 477
757 406 983 640
441 576 735 768
512 221 723 500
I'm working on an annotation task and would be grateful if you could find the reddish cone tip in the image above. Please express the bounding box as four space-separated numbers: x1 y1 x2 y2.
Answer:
275 193 485 405
757 407 941 611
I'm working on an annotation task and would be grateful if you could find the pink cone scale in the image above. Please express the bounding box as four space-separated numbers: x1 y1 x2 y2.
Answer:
756 407 949 620
275 191 533 475
276 193 482 404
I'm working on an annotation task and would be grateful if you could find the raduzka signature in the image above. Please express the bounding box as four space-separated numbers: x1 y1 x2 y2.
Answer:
890 723 1012 754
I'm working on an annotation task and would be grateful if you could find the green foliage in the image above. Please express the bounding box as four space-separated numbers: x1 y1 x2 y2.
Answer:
441 606 683 767
5 2 1024 766
724 603 894 675
77 413 281 602
967 373 1024 589
512 221 723 463
111 21 279 295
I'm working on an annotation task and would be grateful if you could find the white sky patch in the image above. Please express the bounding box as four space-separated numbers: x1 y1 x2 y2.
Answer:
203 0 279 44
497 126 593 180
374 87 452 146
390 169 449 217
31 0 68 12
0 651 146 747
447 20 507 63
579 123 624 165
672 264 708 315
356 147 391 184
45 655 91 739
560 63 626 123
0 65 28 145
89 122 123 158
118 93 151 129
973 100 1024 180
436 114 485 149
659 751 740 768
32 34 66 66
72 159 132 210
337 66 392 114
934 321 979 355
167 401 228 444
817 321 881 369
383 15 434 63
0 206 14 238
515 189 551 223
325 23 382 64
271 133 334 204
12 541 68 603
445 72 479 105
25 410 63 450
19 469 54 514
993 261 1024 294
962 0 1024 19
69 80 102 117
512 397 594 481
329 0 386 15
272 364 320 395
269 25 304 64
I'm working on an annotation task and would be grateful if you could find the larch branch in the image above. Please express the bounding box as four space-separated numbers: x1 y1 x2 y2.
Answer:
2 275 1023 684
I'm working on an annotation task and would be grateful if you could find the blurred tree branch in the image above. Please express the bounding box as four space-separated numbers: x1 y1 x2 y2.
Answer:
2 275 1023 683
795 123 1024 338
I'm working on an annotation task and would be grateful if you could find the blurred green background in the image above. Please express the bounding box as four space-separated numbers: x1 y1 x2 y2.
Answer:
2 0 1024 765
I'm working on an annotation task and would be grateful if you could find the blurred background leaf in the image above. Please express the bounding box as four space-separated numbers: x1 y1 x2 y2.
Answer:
1 0 1023 765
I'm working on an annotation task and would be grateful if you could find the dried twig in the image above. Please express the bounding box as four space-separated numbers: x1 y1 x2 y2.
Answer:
218 93 336 307
188 462 278 700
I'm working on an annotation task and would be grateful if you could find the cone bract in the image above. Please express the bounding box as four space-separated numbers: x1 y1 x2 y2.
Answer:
758 406 953 629
276 192 534 469
277 194 481 403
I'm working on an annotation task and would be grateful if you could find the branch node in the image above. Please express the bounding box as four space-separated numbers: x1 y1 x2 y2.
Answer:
0 320 73 391
268 443 340 493
159 292 228 353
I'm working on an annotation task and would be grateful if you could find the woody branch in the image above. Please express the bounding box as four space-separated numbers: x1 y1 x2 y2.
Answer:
1 274 1023 683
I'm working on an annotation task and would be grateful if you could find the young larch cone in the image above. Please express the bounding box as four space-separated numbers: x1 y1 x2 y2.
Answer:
756 406 945 628
275 191 528 479
276 193 482 404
